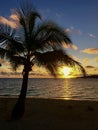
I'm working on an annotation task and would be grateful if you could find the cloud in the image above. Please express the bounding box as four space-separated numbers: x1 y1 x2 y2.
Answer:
65 28 72 34
86 65 94 68
71 44 78 50
0 58 5 63
65 27 82 36
0 14 19 28
75 30 82 35
9 14 19 21
94 57 98 62
63 44 78 50
71 55 79 61
81 48 98 54
83 58 90 64
88 33 96 39
65 26 74 34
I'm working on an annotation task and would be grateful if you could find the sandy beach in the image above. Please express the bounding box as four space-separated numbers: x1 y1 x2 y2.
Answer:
0 97 98 130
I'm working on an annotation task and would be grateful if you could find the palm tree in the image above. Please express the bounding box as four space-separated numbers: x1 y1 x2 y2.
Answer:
0 3 86 119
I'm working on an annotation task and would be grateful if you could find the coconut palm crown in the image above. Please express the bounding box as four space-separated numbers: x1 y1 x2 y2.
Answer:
0 3 86 119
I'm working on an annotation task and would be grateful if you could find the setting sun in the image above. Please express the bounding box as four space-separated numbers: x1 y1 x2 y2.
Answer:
62 67 71 76
59 67 72 78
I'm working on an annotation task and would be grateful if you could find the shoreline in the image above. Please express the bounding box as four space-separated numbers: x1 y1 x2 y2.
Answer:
0 97 98 129
0 95 98 101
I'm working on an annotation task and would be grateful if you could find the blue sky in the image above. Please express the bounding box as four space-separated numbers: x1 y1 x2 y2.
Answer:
0 0 98 75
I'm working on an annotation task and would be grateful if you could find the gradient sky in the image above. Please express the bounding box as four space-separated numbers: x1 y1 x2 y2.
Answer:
0 0 98 76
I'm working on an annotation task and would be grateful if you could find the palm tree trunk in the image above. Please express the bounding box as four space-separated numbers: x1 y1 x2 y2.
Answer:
11 67 29 119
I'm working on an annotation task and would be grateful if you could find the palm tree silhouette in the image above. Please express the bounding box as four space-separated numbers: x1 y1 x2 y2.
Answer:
0 2 86 119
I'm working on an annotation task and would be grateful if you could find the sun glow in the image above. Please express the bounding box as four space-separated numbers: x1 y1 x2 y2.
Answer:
62 67 71 76
59 67 72 78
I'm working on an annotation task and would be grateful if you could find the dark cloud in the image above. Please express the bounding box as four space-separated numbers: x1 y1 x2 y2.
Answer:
86 66 94 68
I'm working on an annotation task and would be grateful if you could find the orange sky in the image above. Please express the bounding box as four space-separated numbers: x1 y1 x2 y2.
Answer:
0 60 98 78
0 0 98 78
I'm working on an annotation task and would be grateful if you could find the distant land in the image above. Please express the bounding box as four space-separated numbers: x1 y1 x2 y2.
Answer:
81 74 98 78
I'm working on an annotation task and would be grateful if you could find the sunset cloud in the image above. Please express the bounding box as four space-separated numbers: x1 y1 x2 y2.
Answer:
0 14 19 28
86 65 94 68
71 55 79 61
71 44 78 50
65 27 82 36
81 48 98 54
85 66 98 75
83 58 90 64
10 14 19 21
0 58 4 63
94 57 98 62
63 44 78 50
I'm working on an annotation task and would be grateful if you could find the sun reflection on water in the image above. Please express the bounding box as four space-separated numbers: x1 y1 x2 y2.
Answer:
62 79 72 100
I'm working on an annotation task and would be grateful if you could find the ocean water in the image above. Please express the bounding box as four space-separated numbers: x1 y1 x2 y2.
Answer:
0 78 98 101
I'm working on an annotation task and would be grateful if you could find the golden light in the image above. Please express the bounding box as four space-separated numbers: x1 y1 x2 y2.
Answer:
59 66 72 78
62 67 71 76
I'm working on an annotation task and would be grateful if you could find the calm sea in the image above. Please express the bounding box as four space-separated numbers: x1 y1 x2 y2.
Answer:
0 78 98 101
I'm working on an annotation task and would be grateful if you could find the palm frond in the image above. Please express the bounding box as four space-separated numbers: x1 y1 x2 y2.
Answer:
0 47 7 58
29 11 41 35
0 47 16 61
0 35 24 55
9 55 26 71
34 50 86 77
0 2 85 77
33 21 72 51
16 1 41 38
0 24 15 36
0 24 24 54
